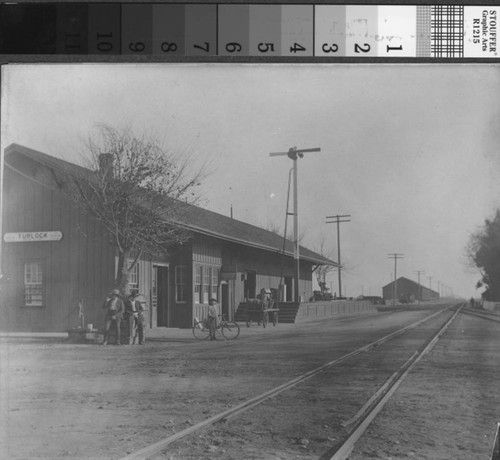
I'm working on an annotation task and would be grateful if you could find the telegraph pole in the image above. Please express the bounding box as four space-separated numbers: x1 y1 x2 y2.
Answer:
387 253 404 306
270 146 320 303
326 214 350 298
427 275 433 291
414 270 425 302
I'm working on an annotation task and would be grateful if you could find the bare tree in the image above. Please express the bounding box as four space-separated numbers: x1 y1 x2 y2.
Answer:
336 258 358 276
313 237 337 294
64 124 205 294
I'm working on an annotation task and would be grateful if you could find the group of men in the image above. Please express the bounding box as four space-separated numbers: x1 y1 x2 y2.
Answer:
102 289 146 346
102 291 222 344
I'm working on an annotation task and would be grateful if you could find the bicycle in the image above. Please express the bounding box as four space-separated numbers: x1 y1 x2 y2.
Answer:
192 314 240 340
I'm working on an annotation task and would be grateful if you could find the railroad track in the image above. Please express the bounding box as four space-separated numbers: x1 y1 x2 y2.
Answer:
324 302 464 459
121 302 464 460
460 307 500 323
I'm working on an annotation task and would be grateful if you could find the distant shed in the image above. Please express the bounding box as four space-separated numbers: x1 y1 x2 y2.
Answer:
382 276 439 303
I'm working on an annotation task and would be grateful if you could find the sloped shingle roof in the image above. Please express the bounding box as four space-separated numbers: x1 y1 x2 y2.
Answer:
4 143 337 266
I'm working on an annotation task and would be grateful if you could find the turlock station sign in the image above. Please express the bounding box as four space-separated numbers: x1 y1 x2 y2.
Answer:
4 231 63 243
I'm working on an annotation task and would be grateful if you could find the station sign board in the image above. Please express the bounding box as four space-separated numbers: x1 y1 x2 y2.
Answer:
3 231 63 243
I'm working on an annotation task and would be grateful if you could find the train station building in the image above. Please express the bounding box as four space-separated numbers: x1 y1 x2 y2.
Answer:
382 276 439 303
0 144 336 332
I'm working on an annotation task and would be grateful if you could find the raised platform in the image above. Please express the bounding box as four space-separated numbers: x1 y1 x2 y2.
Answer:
296 300 376 322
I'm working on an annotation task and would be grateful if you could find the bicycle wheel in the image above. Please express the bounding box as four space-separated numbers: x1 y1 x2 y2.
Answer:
214 326 224 340
221 321 240 340
192 320 210 340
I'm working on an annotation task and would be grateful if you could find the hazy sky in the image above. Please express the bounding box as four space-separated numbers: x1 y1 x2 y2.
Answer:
2 63 500 298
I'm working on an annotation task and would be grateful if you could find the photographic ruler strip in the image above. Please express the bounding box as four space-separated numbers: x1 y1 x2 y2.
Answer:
0 4 497 58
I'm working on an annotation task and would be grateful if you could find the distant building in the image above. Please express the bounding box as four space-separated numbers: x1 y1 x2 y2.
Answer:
1 144 337 332
382 276 439 303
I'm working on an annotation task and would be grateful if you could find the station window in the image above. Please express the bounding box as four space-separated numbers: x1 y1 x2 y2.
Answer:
128 260 139 292
24 261 44 306
203 267 211 303
194 265 202 304
175 266 187 302
211 267 219 300
192 265 220 304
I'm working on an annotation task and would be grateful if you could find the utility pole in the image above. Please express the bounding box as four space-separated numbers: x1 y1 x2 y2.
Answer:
414 270 425 302
326 214 350 298
427 275 433 291
387 253 404 306
270 146 320 303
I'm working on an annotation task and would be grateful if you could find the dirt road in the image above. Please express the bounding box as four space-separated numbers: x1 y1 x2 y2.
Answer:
1 305 499 459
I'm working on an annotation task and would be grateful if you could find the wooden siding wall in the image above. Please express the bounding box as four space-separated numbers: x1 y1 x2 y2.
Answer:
192 238 222 265
221 241 314 304
1 159 116 332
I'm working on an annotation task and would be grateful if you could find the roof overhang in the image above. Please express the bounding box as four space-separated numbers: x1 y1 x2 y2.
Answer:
179 223 337 266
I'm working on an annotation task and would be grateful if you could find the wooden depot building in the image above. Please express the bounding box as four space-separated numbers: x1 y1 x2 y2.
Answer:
1 144 336 332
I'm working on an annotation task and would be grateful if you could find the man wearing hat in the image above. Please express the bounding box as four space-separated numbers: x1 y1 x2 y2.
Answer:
102 289 125 345
129 290 146 345
125 290 139 345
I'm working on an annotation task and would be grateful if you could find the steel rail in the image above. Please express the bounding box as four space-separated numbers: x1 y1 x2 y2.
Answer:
460 309 500 323
120 304 457 460
326 302 465 460
490 422 500 460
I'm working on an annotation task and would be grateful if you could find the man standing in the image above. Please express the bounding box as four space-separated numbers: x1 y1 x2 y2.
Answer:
130 291 146 345
124 292 138 345
207 298 219 340
102 289 125 345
